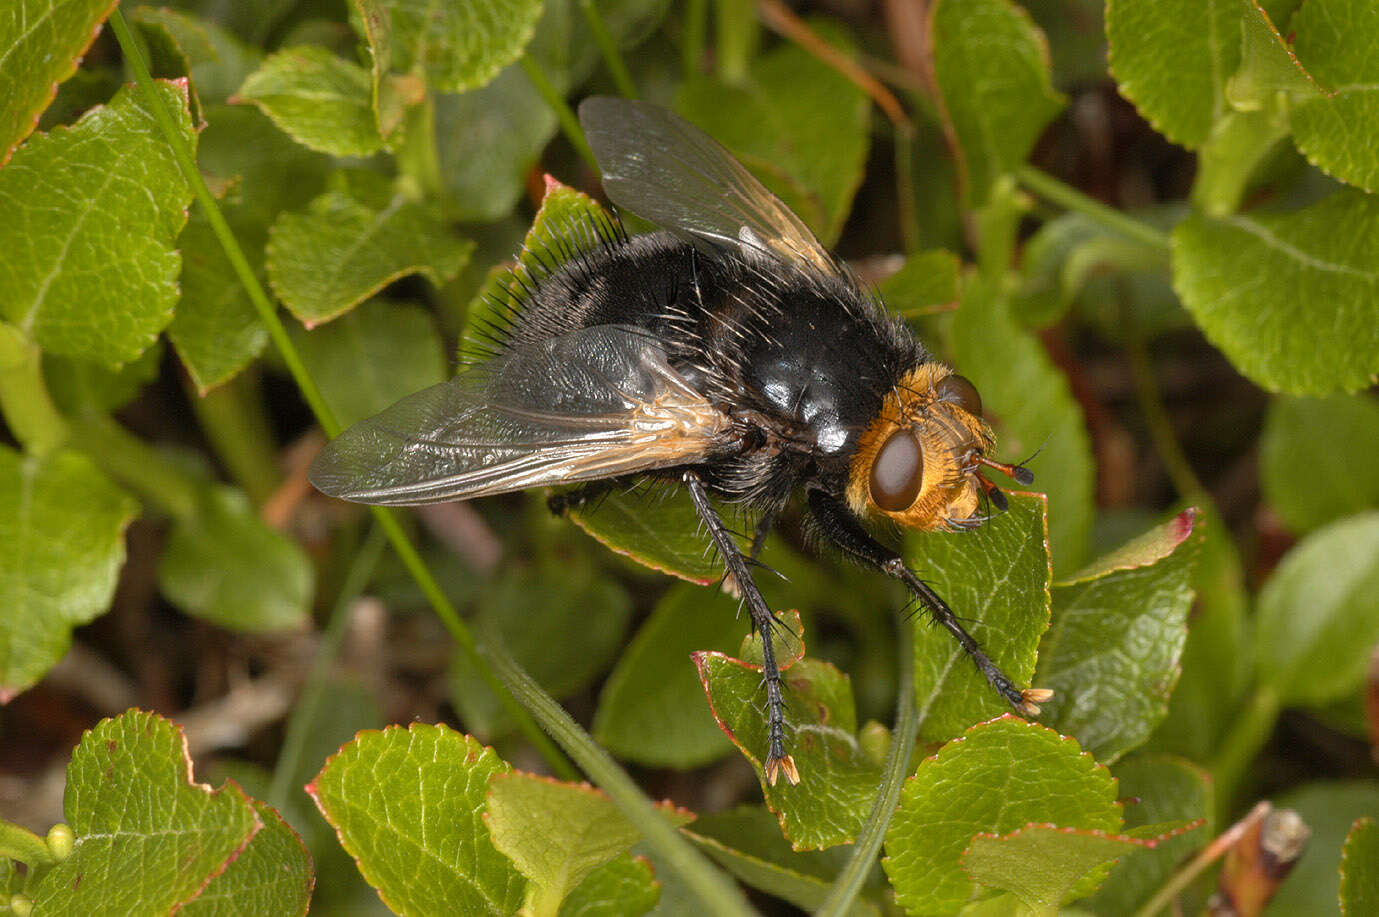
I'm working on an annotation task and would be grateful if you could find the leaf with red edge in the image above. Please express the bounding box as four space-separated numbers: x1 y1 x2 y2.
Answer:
695 612 883 850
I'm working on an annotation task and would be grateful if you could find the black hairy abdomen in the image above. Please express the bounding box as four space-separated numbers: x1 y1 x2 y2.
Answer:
498 231 928 505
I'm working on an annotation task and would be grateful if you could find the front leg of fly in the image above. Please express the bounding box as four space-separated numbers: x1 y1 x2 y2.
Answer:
806 488 1052 716
683 470 798 786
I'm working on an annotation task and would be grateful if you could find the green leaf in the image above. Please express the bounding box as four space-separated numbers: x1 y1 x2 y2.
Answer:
157 484 313 632
568 487 738 586
909 493 1051 745
1036 510 1201 763
168 203 270 393
434 65 558 222
487 773 691 916
1087 754 1213 916
31 711 261 914
1172 188 1379 395
181 799 315 917
558 854 660 917
883 716 1121 916
196 102 331 227
1269 781 1379 916
450 562 632 739
0 80 195 367
0 0 116 164
357 0 543 94
930 0 1066 208
1106 0 1242 148
695 617 883 850
593 583 739 769
877 250 961 318
235 46 382 157
686 806 881 917
1291 0 1379 193
961 824 1192 911
0 446 136 701
268 188 473 326
1261 395 1379 534
675 18 869 244
291 298 446 429
1342 817 1379 916
950 277 1094 572
44 341 163 416
129 7 264 107
1255 511 1379 706
308 723 528 916
1226 0 1323 111
353 0 424 145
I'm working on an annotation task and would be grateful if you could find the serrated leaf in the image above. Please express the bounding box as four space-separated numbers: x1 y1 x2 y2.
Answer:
687 806 880 917
169 203 270 392
1255 511 1379 706
1290 0 1379 193
31 711 261 914
1269 781 1379 916
0 80 195 367
308 723 527 916
695 619 882 850
909 493 1051 745
487 774 691 916
593 583 739 768
235 46 381 157
356 0 542 94
181 799 314 917
877 250 961 318
1106 0 1242 148
0 446 136 701
675 19 869 244
434 65 557 222
1341 817 1379 916
353 0 424 145
0 0 116 164
129 7 264 107
291 299 446 429
930 0 1065 208
1172 188 1379 395
558 854 659 917
450 562 632 740
1087 754 1213 916
44 341 163 416
883 716 1122 916
1261 395 1379 535
269 188 473 326
950 277 1094 572
1226 0 1323 110
157 484 312 632
962 823 1195 911
1036 510 1201 762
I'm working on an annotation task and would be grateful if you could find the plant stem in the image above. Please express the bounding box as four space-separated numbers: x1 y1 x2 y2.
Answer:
683 0 708 80
519 55 598 173
1125 322 1209 504
578 0 638 98
110 8 577 781
268 526 386 808
714 0 757 84
816 616 916 917
0 821 53 868
396 92 443 204
0 324 68 457
1014 164 1171 252
186 370 279 506
1131 801 1272 917
66 415 201 519
894 123 919 254
477 617 757 916
1209 685 1282 817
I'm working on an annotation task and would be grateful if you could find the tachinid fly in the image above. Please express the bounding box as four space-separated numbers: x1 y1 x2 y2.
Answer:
308 97 1050 785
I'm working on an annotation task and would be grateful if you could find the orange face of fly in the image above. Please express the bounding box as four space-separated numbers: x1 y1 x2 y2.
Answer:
847 365 1030 531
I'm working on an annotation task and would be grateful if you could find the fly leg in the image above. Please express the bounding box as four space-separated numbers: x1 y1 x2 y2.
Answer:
749 512 776 562
684 471 798 785
806 488 1051 717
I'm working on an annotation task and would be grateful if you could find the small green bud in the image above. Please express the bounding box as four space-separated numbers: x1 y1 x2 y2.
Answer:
10 893 33 917
46 823 74 862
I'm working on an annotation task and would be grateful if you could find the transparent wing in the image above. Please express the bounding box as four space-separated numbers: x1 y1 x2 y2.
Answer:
308 326 730 505
579 96 840 277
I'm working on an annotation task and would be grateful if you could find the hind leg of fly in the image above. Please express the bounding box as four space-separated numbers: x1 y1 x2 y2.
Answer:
684 471 797 785
806 488 1050 716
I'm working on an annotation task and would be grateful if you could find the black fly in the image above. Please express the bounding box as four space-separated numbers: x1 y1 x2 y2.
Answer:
309 98 1049 785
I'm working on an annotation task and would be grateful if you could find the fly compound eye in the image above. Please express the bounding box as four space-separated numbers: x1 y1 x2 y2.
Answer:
936 373 982 417
869 428 924 511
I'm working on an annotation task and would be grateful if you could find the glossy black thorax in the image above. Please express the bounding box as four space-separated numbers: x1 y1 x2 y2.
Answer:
498 230 929 507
